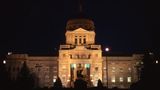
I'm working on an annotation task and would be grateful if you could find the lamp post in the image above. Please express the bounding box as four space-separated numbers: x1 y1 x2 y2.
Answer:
35 64 42 87
105 47 110 88
3 60 6 64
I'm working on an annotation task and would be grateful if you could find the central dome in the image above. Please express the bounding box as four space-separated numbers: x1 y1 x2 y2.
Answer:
66 18 95 31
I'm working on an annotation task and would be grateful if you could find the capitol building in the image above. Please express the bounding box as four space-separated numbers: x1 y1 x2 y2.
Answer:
5 17 143 88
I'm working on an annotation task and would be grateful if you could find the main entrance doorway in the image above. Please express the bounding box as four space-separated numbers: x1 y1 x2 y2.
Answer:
70 63 90 82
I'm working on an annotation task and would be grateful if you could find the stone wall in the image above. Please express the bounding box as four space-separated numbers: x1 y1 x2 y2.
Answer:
6 54 58 87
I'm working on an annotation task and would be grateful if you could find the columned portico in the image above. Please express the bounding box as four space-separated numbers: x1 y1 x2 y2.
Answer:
58 19 103 87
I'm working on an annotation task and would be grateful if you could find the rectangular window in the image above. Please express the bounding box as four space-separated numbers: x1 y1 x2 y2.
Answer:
71 64 76 68
111 76 116 83
75 38 77 44
119 77 123 82
127 77 131 82
79 38 81 44
128 68 131 71
83 38 86 44
63 54 66 57
85 64 90 68
120 68 123 72
70 54 72 59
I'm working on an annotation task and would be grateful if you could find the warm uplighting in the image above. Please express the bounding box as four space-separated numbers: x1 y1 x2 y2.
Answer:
105 48 110 52
62 66 66 69
3 60 6 64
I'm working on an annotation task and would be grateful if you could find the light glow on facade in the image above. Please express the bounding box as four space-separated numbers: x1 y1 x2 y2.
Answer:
111 76 116 83
8 52 12 55
156 60 158 64
5 18 143 88
127 77 131 83
3 60 6 64
53 79 56 83
119 77 123 82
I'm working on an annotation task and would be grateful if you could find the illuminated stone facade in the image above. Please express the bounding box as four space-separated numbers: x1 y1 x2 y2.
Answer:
58 19 103 87
5 18 143 88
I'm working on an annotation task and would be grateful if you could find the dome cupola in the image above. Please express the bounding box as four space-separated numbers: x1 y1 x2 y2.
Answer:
66 18 95 31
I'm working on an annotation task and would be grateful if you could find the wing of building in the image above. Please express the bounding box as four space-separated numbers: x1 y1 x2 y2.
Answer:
5 18 143 88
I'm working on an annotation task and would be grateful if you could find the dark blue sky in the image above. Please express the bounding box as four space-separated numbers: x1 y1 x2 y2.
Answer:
0 0 160 56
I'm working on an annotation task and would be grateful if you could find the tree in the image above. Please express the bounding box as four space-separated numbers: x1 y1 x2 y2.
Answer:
0 62 11 90
133 52 160 90
97 79 103 88
74 78 87 88
53 77 62 88
16 61 35 90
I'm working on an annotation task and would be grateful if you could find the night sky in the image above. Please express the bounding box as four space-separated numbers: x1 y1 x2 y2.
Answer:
0 0 160 57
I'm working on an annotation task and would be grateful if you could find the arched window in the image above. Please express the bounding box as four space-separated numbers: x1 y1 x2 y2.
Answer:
79 38 81 44
70 54 72 59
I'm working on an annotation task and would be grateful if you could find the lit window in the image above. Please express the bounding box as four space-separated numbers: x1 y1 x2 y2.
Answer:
3 60 6 64
71 64 76 68
127 77 131 82
119 77 123 82
53 79 56 83
8 52 12 55
141 62 143 64
128 68 131 71
156 60 158 64
85 64 90 68
111 76 116 83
